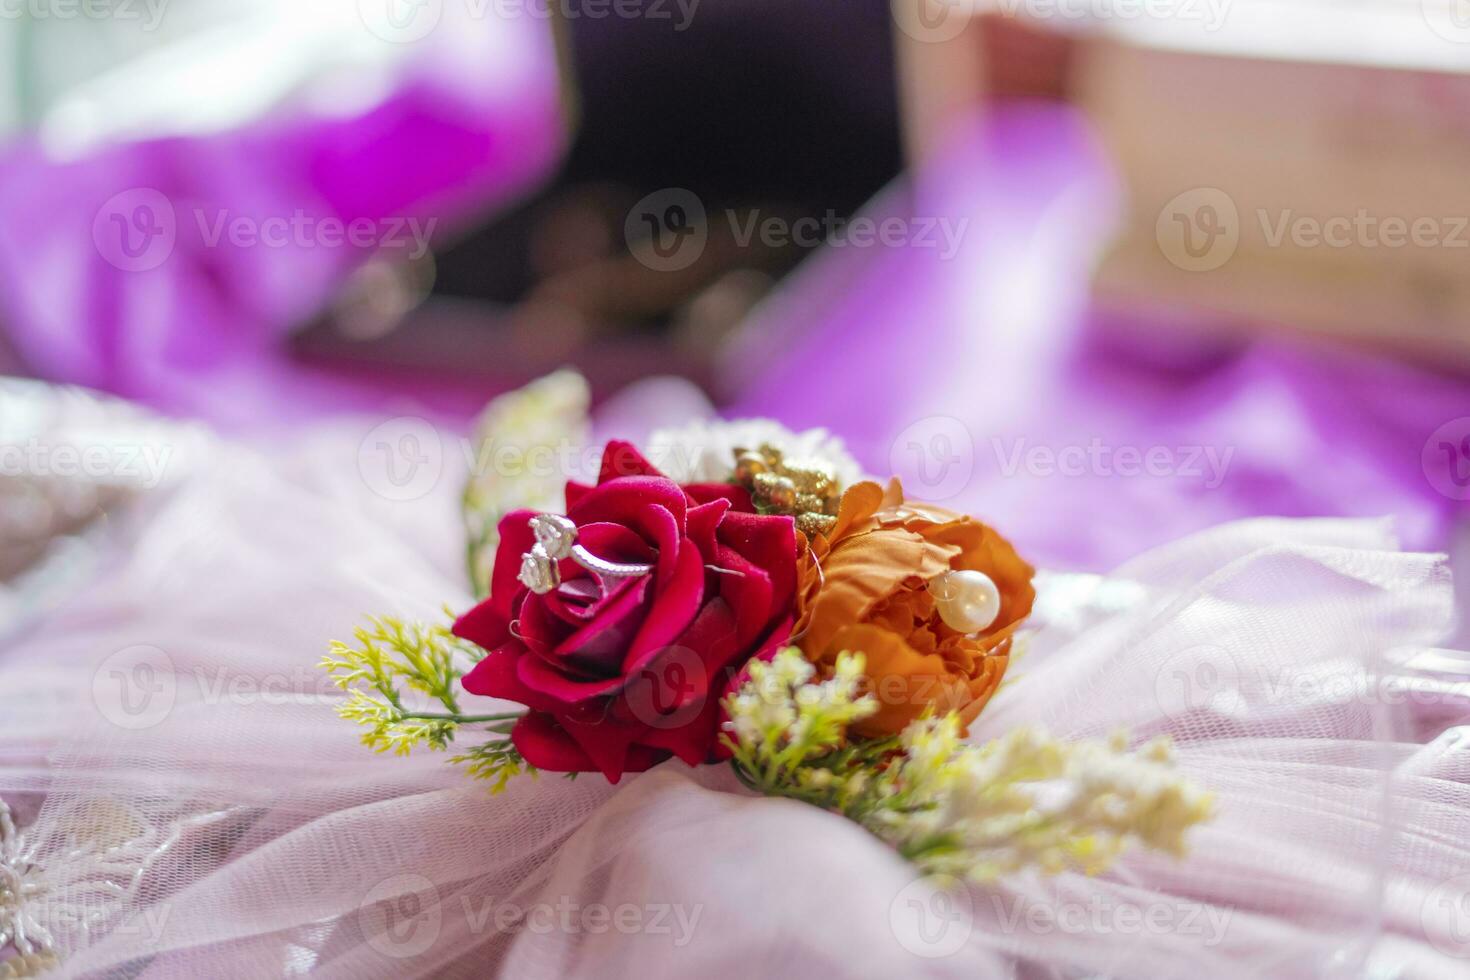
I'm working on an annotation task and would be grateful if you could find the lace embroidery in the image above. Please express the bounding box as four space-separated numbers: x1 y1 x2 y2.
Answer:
0 797 227 970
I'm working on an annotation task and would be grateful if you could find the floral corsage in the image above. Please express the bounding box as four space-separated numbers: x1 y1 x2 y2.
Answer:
324 374 1211 882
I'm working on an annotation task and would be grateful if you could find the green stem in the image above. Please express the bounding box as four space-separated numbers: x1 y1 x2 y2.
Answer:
399 710 526 725
729 760 762 793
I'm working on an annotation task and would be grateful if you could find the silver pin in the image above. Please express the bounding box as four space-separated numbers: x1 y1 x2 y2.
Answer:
518 514 656 594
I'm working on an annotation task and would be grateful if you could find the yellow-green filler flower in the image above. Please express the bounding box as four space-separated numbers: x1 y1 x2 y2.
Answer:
722 648 1214 882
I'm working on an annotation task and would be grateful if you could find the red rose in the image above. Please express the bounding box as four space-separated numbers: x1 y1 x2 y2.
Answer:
454 441 797 782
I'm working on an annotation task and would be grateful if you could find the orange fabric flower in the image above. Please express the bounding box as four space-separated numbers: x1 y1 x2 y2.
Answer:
794 480 1035 737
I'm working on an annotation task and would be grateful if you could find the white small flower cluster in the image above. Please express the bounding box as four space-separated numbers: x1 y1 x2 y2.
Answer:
645 418 865 486
723 648 876 763
877 727 1215 881
721 652 1214 883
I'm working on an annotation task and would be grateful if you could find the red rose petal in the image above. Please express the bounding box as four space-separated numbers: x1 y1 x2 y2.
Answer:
564 480 594 510
598 440 667 483
638 694 722 766
510 712 597 772
452 598 511 652
623 592 737 683
466 447 806 783
460 644 561 714
632 604 748 765
541 576 652 681
540 577 600 624
624 541 706 669
684 482 755 512
558 708 666 783
712 543 774 649
684 497 729 560
517 592 573 656
635 502 683 586
576 522 656 565
616 745 670 777
481 508 540 622
717 511 797 616
518 653 627 703
542 574 641 630
568 477 688 544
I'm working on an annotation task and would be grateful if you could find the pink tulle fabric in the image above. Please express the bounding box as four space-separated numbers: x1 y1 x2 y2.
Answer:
2 407 1468 978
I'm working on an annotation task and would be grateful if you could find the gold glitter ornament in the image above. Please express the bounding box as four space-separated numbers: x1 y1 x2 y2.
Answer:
782 463 835 498
732 445 843 534
733 451 769 484
794 492 826 514
795 512 838 538
754 473 797 512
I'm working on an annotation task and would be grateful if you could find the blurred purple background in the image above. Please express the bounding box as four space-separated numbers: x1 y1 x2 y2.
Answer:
0 2 1466 639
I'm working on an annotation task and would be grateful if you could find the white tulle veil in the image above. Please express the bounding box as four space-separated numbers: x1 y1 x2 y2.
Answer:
2 381 1467 979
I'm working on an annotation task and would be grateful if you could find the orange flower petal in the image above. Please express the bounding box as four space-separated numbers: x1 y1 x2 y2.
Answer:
795 479 1035 736
820 623 975 737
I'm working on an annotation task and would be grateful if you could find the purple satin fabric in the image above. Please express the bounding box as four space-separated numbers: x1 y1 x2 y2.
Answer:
1 84 1465 618
726 104 1470 619
0 27 566 432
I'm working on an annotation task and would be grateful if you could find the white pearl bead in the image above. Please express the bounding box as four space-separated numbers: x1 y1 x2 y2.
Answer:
927 570 1002 634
